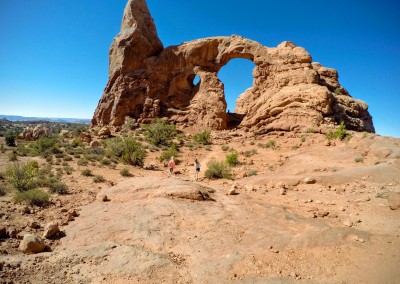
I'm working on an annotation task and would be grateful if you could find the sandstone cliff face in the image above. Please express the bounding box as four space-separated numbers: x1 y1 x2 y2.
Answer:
92 0 374 133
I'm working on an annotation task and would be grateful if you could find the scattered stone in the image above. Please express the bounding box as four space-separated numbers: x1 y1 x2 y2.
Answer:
97 194 109 202
314 210 329 218
388 192 400 210
0 226 7 238
303 177 316 184
343 219 353 227
18 234 46 254
28 221 40 229
90 141 100 148
6 227 19 239
42 222 60 239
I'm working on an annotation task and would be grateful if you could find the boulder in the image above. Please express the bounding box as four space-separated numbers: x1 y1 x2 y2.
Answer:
98 126 111 138
91 0 374 134
18 234 46 254
79 132 92 143
59 130 72 138
388 192 400 210
42 222 60 239
18 125 49 141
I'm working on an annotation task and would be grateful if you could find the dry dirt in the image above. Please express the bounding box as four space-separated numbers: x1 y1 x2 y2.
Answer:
1 130 400 283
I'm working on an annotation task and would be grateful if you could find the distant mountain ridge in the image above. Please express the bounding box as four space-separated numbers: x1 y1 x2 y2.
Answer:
0 115 91 124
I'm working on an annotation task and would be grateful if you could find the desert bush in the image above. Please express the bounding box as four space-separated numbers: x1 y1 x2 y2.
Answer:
93 175 105 183
143 119 177 146
6 161 39 191
259 140 276 149
13 188 49 206
120 168 132 177
306 128 318 133
100 158 112 166
5 131 16 147
326 122 350 141
247 169 258 176
354 157 364 163
159 143 179 163
77 158 89 166
0 184 7 196
193 130 212 145
32 136 61 157
105 137 146 167
63 165 73 175
205 160 233 179
49 181 68 194
300 135 307 143
221 145 229 151
0 144 5 153
8 152 18 161
71 139 83 148
226 151 239 167
81 169 92 176
17 144 31 157
243 149 257 157
63 155 73 162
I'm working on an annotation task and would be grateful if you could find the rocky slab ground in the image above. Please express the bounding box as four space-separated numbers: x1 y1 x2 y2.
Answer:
1 131 400 283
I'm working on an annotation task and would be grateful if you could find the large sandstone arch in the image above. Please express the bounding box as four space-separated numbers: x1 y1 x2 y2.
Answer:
92 0 374 134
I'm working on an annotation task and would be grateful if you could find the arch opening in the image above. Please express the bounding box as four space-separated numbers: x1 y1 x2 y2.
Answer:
218 58 256 129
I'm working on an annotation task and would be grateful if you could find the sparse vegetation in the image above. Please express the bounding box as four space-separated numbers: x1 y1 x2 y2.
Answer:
5 131 17 147
32 135 61 157
326 122 350 141
120 168 132 177
8 152 18 161
226 151 239 167
93 175 105 183
247 169 258 176
258 139 276 149
6 161 39 191
0 184 7 196
159 143 179 163
205 160 233 179
143 119 177 146
81 169 92 176
77 158 89 166
354 157 364 163
106 137 146 166
48 181 68 194
242 149 257 157
13 188 49 206
306 128 318 133
193 130 212 145
221 145 229 151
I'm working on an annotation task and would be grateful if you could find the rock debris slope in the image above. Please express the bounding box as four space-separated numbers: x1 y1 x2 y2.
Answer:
92 0 374 133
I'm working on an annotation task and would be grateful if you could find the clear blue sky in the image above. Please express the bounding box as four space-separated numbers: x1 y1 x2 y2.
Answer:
0 0 399 137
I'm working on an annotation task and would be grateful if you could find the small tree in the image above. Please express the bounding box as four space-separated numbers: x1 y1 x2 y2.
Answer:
120 137 146 167
5 131 16 147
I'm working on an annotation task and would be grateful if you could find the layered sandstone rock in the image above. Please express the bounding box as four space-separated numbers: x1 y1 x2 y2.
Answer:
18 125 49 141
92 0 374 133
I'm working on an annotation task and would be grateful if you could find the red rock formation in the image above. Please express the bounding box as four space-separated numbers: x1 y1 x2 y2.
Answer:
91 0 374 134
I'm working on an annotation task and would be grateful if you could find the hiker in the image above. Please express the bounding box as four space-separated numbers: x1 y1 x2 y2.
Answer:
194 159 200 181
168 157 175 177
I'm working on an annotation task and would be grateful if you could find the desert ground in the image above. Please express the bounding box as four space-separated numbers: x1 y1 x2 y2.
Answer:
0 126 400 283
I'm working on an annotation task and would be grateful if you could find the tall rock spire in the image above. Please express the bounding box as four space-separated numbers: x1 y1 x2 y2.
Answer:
108 0 163 76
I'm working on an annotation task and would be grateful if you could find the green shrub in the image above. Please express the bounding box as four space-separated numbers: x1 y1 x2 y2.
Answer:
8 152 18 161
49 181 68 194
5 131 16 147
326 122 350 141
300 135 307 143
355 157 364 163
221 145 229 151
13 189 49 206
32 136 61 157
120 168 132 177
100 158 112 166
226 151 239 167
143 119 177 146
205 160 233 179
306 128 318 133
93 175 105 183
81 169 92 176
159 143 179 163
247 169 258 176
63 155 73 162
193 130 212 145
63 165 73 175
6 161 39 191
17 144 31 156
0 184 7 196
0 144 5 153
77 158 89 166
266 140 276 149
243 149 257 157
121 137 146 167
